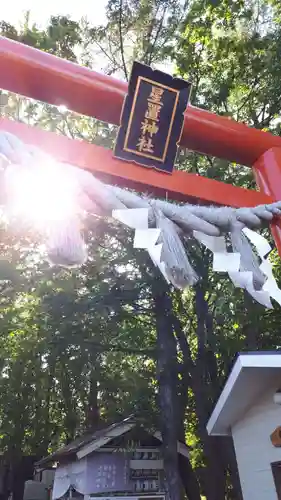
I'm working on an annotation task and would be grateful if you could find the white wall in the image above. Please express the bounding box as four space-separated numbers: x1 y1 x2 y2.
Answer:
34 469 55 487
42 469 55 487
232 385 281 500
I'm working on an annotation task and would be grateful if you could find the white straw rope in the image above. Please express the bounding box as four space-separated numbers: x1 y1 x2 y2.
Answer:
0 130 280 308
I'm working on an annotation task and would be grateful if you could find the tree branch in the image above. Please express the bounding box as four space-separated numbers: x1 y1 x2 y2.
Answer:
147 6 166 66
118 0 128 81
50 339 157 356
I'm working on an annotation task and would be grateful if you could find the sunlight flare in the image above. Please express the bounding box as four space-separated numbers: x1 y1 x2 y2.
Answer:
4 161 80 229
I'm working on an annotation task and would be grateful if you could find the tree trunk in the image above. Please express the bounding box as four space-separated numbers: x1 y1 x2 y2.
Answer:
220 437 243 500
10 456 36 500
178 454 201 500
0 462 10 500
192 286 227 500
86 359 100 430
173 314 202 500
192 374 227 500
153 281 182 500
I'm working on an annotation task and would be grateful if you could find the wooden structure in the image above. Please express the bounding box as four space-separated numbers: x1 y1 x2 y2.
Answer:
1 35 281 255
35 416 189 500
207 352 281 500
3 34 281 500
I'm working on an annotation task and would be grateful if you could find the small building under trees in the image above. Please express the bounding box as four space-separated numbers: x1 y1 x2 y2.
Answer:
207 352 281 500
31 416 189 500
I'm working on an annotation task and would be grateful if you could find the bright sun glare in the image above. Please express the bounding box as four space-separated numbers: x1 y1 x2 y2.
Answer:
5 161 80 230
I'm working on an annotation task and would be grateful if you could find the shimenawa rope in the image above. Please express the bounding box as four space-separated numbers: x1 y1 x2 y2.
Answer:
0 130 280 308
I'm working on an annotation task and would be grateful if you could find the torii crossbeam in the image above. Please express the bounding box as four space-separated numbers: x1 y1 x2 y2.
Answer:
1 35 281 256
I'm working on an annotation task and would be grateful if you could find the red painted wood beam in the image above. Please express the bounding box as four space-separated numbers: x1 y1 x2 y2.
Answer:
1 36 281 167
254 148 281 256
0 118 272 208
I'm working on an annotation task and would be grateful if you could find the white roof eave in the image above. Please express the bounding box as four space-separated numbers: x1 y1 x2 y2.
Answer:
207 353 281 436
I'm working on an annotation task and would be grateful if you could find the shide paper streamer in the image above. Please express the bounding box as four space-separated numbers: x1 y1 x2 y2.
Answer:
1 130 281 309
193 228 275 309
113 208 281 309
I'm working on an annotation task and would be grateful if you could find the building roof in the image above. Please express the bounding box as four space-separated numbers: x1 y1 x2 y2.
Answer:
37 416 135 467
207 351 281 437
37 415 189 468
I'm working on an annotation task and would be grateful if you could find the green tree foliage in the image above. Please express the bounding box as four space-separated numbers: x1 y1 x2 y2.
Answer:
1 2 281 499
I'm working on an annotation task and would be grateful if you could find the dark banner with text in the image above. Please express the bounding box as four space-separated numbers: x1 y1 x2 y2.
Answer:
114 62 192 174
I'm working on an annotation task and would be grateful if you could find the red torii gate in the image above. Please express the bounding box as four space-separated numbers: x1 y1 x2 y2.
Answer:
1 35 281 255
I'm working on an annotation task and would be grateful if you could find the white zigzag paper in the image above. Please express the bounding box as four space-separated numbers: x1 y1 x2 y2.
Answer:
112 209 171 285
112 209 281 308
112 208 149 229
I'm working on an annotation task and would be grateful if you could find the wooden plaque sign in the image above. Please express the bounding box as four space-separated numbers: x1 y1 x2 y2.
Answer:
114 61 192 174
